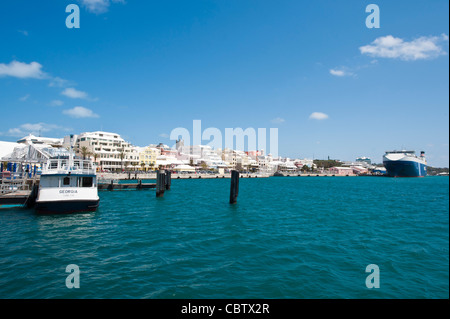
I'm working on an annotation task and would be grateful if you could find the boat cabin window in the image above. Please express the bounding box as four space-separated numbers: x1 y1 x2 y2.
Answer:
50 161 58 169
63 177 71 186
81 177 93 187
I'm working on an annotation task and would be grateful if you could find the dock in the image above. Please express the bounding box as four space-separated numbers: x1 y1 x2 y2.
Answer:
0 190 32 205
97 180 156 190
0 172 39 207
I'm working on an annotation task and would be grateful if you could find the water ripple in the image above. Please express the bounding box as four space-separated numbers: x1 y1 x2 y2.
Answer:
0 176 448 298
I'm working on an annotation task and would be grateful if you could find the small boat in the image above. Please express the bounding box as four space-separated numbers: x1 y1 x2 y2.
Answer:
273 171 285 177
35 154 100 214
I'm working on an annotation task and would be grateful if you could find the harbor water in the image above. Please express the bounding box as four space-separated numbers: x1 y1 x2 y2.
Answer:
0 176 448 298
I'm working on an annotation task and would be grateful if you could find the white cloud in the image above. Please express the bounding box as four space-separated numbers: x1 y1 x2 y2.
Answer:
19 94 30 101
63 106 99 118
330 68 356 77
50 100 64 107
271 117 285 124
309 112 329 120
1 122 68 137
359 34 449 61
79 0 125 14
49 77 70 88
0 60 46 79
0 60 73 89
61 87 88 99
159 133 169 138
329 69 345 76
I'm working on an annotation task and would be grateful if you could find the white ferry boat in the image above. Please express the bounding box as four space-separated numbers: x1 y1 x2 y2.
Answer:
35 155 100 213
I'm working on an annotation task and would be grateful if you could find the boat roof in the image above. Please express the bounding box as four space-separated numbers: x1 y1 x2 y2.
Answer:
385 150 415 154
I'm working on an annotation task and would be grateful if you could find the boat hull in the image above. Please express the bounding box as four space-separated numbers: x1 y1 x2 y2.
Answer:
383 160 427 177
35 199 99 214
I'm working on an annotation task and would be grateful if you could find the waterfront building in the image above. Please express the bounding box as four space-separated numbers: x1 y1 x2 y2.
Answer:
351 165 369 175
138 146 160 171
216 148 253 170
246 150 264 159
178 145 228 169
73 131 139 172
329 166 354 175
155 154 182 169
356 157 372 165
0 141 22 160
17 134 63 148
1 135 68 165
293 158 314 169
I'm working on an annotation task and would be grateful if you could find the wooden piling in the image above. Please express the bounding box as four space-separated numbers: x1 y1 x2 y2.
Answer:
156 170 166 197
229 170 239 204
165 170 171 190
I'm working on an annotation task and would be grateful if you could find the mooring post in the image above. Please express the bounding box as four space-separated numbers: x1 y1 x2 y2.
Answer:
165 170 171 190
108 179 114 191
230 170 239 204
156 170 166 197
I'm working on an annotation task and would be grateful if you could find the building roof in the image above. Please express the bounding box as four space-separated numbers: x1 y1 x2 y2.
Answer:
0 141 23 159
331 166 353 170
16 134 63 146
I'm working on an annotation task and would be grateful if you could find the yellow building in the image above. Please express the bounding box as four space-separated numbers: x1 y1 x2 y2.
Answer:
139 146 160 171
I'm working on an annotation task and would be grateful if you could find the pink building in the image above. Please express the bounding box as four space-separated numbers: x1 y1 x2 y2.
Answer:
351 166 369 175
329 167 354 175
246 150 263 159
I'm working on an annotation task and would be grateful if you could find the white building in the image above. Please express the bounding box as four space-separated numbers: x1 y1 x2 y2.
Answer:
74 131 139 172
179 145 228 168
17 134 63 147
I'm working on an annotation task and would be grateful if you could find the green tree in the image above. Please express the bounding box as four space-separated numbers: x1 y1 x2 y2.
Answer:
79 146 92 159
93 152 99 163
119 149 125 172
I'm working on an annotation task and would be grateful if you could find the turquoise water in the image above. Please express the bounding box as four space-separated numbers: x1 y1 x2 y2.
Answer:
0 176 448 299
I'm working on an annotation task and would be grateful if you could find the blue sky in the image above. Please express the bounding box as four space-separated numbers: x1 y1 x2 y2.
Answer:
0 0 449 166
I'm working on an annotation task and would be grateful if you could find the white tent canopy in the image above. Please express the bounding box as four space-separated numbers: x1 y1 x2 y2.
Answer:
173 164 195 172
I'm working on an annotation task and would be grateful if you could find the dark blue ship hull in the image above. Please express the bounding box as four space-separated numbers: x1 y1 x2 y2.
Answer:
383 160 427 177
35 199 99 214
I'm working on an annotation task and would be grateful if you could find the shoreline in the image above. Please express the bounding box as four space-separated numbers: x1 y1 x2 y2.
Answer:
97 172 372 181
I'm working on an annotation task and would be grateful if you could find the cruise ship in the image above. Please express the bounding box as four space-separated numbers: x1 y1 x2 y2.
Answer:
383 150 427 177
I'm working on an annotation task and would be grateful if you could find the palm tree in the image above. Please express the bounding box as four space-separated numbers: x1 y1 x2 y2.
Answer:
80 146 92 159
92 152 99 165
140 162 146 172
119 149 125 172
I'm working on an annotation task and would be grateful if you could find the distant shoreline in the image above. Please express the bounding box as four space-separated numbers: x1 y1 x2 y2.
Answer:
97 172 449 181
97 172 376 180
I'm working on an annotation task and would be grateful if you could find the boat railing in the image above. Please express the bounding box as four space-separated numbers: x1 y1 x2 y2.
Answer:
0 171 32 194
42 159 97 175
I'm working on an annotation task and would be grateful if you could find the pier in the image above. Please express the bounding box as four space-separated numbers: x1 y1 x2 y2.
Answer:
97 180 156 191
0 172 39 207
